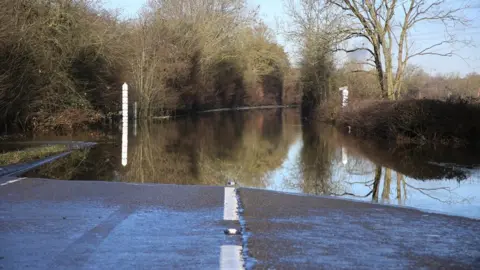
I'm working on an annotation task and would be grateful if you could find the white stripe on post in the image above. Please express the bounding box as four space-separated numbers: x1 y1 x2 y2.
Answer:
121 83 128 167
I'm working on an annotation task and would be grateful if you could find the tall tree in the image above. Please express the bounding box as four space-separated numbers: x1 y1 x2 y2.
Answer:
330 0 470 100
283 0 343 117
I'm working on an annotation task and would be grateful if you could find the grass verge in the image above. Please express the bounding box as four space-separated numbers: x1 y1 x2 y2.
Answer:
0 145 68 166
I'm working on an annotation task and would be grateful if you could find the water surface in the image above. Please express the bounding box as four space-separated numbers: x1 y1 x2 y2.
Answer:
18 109 480 219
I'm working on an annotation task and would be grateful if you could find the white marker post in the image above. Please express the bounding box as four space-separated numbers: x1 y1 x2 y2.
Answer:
339 86 349 107
121 83 128 167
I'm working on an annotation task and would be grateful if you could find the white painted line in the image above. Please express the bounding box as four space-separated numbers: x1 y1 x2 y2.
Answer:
220 245 244 270
1 177 26 186
224 187 238 220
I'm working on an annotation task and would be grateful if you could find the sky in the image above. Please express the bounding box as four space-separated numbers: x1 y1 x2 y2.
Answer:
102 0 480 76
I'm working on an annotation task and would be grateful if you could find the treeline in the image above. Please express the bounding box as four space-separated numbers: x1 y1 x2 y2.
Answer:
336 62 480 101
0 0 299 133
282 0 478 122
292 46 480 121
292 42 480 126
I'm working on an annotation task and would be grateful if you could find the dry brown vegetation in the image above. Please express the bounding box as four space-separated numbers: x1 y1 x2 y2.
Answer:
328 0 470 100
335 62 480 101
282 0 342 120
0 0 298 133
337 97 480 146
282 0 479 146
0 0 126 133
0 145 67 166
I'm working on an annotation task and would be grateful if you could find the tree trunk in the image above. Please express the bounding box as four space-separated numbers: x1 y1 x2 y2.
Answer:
396 172 404 205
372 165 382 202
382 168 392 203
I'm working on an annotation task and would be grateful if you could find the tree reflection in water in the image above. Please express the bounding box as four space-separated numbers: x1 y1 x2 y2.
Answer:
25 109 302 187
328 127 479 207
21 109 479 217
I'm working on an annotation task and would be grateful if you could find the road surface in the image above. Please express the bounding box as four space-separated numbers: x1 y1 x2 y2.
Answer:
1 177 479 269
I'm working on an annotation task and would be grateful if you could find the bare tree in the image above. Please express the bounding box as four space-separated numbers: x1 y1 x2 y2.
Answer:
329 0 471 100
283 0 345 116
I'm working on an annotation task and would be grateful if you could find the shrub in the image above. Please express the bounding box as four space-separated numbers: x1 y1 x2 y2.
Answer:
337 98 480 146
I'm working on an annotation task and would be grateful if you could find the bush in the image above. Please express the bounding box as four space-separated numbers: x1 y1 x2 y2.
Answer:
0 0 293 133
0 0 126 133
337 98 480 146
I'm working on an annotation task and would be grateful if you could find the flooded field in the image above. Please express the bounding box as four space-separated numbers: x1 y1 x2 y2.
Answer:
4 108 479 219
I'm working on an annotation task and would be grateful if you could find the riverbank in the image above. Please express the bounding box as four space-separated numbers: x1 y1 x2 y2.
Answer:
0 142 97 171
335 98 480 147
152 104 298 120
0 145 67 166
2 105 298 137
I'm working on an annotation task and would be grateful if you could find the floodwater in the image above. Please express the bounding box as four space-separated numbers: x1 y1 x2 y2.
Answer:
11 108 480 219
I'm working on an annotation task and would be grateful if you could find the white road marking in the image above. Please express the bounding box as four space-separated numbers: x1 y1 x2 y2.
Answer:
224 187 238 220
220 245 244 270
221 187 244 269
0 177 26 186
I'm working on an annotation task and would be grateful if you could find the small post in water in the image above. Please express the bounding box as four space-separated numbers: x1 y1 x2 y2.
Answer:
121 83 128 166
339 86 348 107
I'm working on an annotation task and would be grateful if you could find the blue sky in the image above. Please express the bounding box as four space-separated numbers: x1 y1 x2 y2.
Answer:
102 0 479 76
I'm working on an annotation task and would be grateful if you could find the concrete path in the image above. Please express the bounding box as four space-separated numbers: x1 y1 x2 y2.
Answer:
1 178 479 269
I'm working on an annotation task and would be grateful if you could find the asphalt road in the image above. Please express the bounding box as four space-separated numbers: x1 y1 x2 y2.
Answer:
239 188 480 270
1 178 479 269
0 178 241 270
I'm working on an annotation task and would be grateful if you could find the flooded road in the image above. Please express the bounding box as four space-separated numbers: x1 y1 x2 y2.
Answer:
14 109 480 219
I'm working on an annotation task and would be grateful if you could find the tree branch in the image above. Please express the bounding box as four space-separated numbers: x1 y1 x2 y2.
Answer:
407 40 454 60
334 46 375 58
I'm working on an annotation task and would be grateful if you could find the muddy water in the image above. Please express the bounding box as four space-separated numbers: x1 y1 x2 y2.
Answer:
17 108 480 219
